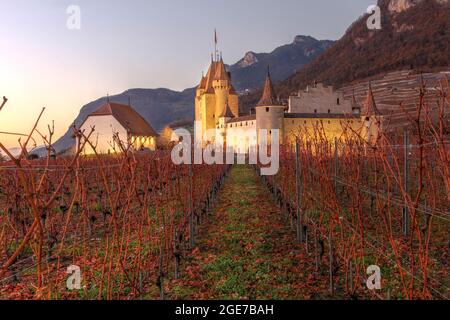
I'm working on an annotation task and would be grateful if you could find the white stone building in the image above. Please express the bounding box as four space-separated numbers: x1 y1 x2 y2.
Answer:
79 102 158 155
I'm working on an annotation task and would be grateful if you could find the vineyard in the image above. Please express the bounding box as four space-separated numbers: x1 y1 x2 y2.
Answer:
0 111 229 298
0 80 449 300
259 81 449 299
261 137 449 299
0 151 229 299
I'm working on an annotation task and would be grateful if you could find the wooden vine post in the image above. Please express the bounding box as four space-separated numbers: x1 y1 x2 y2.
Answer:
189 158 195 248
295 141 303 243
403 130 410 237
334 138 338 193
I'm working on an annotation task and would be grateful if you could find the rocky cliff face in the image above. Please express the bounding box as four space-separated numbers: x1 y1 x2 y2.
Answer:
229 35 334 92
388 0 423 13
386 0 449 13
240 0 449 111
237 52 266 68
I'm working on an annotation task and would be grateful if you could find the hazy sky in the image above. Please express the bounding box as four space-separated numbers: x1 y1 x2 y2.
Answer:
0 0 374 148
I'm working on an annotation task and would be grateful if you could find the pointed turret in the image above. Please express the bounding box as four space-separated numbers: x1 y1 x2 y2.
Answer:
204 61 218 93
257 67 280 106
255 68 285 144
197 73 207 90
219 100 235 119
212 56 233 121
214 57 230 81
364 83 381 116
361 82 383 145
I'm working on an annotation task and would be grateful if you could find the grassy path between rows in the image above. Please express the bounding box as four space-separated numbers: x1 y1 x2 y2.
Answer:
167 165 327 300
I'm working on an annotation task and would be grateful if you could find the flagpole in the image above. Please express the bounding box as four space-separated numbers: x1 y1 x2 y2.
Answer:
214 29 218 61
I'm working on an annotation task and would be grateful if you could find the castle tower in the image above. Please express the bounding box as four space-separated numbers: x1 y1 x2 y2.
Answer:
195 58 216 142
195 52 239 143
213 58 231 121
362 83 383 143
255 68 285 144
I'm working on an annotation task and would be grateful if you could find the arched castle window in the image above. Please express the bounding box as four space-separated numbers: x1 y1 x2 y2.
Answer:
337 98 340 105
266 108 269 112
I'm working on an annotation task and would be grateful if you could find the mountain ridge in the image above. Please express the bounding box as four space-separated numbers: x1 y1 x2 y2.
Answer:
229 35 333 92
47 34 333 154
240 0 450 112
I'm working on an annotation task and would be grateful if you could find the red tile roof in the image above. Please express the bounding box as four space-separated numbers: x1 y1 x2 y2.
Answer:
257 70 281 106
219 101 235 118
199 59 235 94
214 58 230 81
87 102 158 137
285 113 360 119
198 76 207 89
203 61 218 93
226 114 256 124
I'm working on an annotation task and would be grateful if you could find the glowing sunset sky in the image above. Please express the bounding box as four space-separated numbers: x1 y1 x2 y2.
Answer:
0 0 373 149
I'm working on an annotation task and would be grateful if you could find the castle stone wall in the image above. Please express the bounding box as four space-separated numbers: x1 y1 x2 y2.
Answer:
288 83 353 115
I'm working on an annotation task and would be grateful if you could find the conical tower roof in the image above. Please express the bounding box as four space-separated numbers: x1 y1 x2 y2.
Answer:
364 83 381 116
214 57 230 81
257 68 280 106
197 74 207 90
204 60 218 93
219 100 235 118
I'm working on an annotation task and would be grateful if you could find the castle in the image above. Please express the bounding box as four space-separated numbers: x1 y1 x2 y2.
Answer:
77 48 384 156
195 54 382 152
